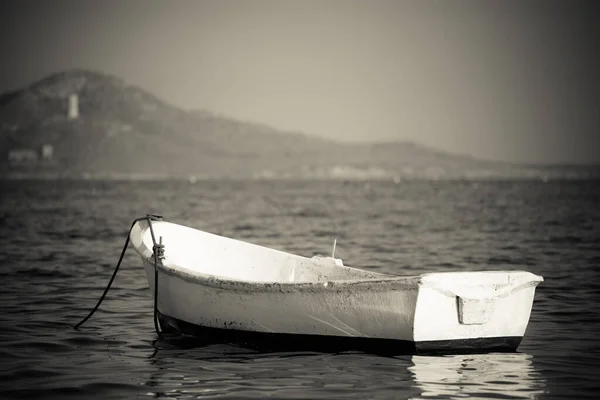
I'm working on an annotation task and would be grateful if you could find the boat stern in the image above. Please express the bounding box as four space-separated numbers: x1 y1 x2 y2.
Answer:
412 270 543 354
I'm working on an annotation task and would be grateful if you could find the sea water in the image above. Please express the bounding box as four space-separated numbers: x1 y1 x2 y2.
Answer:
0 179 598 399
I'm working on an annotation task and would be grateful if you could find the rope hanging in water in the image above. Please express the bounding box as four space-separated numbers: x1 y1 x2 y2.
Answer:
74 214 165 339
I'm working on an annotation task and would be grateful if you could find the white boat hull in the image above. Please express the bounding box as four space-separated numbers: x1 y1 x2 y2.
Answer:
130 220 543 354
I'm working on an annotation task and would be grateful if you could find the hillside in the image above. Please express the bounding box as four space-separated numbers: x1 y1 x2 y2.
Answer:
0 70 596 180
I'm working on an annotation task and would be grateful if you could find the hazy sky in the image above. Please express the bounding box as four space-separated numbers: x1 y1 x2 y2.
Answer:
1 0 598 164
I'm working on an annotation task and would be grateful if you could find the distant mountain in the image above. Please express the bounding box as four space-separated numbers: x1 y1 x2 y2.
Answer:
0 69 597 180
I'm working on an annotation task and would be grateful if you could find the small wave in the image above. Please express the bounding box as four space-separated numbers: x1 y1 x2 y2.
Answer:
486 256 537 266
1 367 63 381
15 340 71 353
547 234 584 244
41 227 124 241
292 208 330 218
62 335 107 347
10 267 75 279
311 229 340 238
232 223 256 232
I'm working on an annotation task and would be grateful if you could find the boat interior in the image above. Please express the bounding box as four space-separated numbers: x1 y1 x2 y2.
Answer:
132 221 388 283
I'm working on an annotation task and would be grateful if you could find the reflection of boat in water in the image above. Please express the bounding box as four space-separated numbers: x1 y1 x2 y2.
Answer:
409 352 546 399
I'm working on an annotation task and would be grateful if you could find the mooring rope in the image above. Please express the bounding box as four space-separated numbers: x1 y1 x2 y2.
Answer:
147 216 164 338
74 214 165 339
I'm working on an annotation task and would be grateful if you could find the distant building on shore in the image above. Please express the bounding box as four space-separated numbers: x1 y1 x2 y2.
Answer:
7 144 54 167
40 144 54 161
7 149 38 166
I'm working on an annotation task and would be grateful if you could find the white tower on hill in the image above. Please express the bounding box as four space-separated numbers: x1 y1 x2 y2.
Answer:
68 93 79 120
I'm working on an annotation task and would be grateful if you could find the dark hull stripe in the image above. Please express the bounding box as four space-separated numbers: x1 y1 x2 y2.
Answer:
158 313 522 355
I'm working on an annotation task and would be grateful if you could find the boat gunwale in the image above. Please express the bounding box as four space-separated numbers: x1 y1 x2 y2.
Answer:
421 280 543 300
142 256 422 293
131 220 422 292
130 220 543 294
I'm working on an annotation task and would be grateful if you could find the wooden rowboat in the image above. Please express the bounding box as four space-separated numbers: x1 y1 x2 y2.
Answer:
130 219 543 354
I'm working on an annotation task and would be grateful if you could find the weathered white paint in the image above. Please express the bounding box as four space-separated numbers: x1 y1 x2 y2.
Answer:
130 220 543 345
413 271 541 342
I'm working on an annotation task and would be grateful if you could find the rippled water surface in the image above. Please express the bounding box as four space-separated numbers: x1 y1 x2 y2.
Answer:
0 179 598 399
